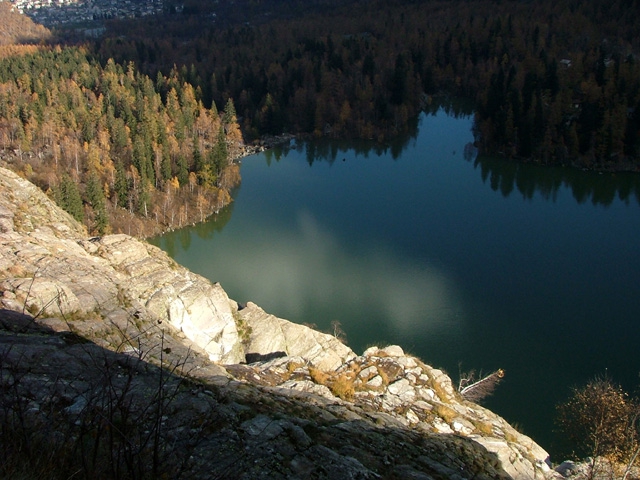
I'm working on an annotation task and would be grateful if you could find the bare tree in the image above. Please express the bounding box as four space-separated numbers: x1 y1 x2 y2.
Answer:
330 320 347 343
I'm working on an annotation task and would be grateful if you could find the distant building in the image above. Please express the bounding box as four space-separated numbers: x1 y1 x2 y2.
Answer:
8 0 165 27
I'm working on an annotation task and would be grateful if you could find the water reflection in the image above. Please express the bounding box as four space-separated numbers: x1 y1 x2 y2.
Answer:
158 208 466 336
264 98 474 166
470 153 640 206
297 130 423 166
151 107 640 456
159 202 236 258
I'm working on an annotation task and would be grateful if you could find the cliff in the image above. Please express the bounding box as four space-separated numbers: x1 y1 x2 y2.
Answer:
0 166 563 479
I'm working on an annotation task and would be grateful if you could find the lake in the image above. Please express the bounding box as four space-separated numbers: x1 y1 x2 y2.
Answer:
151 108 640 457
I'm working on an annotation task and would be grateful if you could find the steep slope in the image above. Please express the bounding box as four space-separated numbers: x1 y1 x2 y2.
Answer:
0 1 50 46
0 166 561 479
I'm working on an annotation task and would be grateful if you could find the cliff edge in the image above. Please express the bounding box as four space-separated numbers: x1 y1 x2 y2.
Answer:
0 167 562 479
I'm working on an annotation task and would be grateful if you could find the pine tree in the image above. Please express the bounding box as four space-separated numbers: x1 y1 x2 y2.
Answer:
161 142 172 182
138 180 151 217
114 160 129 208
176 154 189 186
223 98 237 125
192 140 204 177
86 171 108 234
211 125 228 179
55 175 84 223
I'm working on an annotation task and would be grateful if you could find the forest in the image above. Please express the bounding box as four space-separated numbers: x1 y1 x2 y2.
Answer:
0 0 639 236
95 0 640 170
0 42 243 237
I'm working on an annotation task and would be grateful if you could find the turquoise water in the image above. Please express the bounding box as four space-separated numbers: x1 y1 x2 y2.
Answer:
152 110 640 457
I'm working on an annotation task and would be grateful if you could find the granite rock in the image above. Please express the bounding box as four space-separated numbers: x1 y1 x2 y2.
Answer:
0 167 569 479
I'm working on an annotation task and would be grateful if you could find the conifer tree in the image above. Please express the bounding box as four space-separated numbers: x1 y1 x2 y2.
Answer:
192 140 204 177
211 125 228 180
55 174 84 223
85 171 108 234
223 98 237 125
138 180 151 217
114 160 129 208
176 155 189 186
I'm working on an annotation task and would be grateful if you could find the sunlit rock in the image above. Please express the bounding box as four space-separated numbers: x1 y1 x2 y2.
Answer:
381 344 405 357
367 375 384 388
238 301 356 371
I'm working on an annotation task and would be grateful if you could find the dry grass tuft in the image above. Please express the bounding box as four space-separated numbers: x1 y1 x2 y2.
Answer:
308 367 330 385
433 404 458 424
329 373 356 401
474 421 494 436
287 360 306 373
308 367 356 401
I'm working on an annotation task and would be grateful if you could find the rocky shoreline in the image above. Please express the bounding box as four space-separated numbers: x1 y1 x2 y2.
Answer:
0 166 595 478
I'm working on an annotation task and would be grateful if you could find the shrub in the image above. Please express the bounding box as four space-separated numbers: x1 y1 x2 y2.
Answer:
557 376 640 477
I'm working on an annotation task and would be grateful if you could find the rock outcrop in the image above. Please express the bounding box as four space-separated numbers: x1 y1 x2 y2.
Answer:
0 167 243 364
227 345 554 480
240 301 357 371
0 311 518 479
0 166 567 479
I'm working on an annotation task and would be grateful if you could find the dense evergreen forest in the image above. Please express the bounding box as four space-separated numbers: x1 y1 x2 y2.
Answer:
0 42 243 236
96 0 640 170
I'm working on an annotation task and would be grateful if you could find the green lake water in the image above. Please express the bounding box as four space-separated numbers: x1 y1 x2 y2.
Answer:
151 109 640 457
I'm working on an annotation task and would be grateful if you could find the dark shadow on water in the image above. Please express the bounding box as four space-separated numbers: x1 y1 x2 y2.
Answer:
470 153 640 207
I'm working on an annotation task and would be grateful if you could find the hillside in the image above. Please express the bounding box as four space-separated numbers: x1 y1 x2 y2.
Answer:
0 46 244 238
0 166 572 478
0 1 50 47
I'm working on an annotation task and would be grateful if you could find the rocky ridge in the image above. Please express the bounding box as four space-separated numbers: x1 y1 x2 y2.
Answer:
0 166 567 478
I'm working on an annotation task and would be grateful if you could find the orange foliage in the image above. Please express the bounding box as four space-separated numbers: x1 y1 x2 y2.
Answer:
0 2 50 46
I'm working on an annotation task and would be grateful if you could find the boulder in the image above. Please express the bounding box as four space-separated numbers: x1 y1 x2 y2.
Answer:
238 301 356 371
